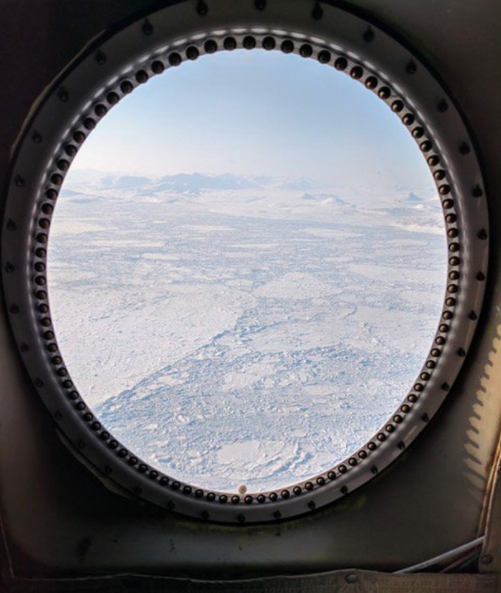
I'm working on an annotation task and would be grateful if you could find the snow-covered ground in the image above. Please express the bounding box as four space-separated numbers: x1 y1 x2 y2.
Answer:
48 172 446 492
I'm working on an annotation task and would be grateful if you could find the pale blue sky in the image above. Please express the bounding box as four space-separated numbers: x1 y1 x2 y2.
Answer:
72 50 432 188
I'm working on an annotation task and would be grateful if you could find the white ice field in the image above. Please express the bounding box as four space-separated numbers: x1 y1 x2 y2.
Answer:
48 171 446 492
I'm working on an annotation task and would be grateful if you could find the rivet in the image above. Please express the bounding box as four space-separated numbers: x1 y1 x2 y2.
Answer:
335 57 348 70
262 36 276 51
472 185 483 198
58 88 69 102
73 131 85 144
459 142 471 155
350 66 363 79
378 86 390 99
469 311 478 320
168 53 182 66
196 1 208 16
202 510 210 520
363 27 375 42
237 514 246 523
406 60 417 74
457 348 466 357
32 131 42 144
299 44 313 58
478 229 488 240
308 500 316 510
224 37 237 51
151 60 165 74
481 554 494 565
186 46 199 60
437 99 448 112
318 50 331 64
5 262 15 273
135 70 149 84
421 413 429 422
341 486 348 495
273 510 282 520
204 39 217 54
477 272 486 281
15 175 25 187
142 19 154 35
281 39 294 53
365 76 378 89
51 173 63 186
106 92 119 105
312 3 323 20
441 383 450 391
95 50 106 65
345 573 358 584
243 36 256 50
391 100 404 113
120 80 133 94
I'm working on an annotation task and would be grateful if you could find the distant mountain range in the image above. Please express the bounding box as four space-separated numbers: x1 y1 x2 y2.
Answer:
66 170 318 194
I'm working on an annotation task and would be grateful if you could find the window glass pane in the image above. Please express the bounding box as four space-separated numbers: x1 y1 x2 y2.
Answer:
48 51 446 492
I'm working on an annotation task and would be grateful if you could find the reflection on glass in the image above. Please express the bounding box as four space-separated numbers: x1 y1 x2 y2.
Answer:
48 51 446 492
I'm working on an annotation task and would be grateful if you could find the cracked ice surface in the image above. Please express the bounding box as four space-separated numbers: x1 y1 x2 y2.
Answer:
48 173 446 492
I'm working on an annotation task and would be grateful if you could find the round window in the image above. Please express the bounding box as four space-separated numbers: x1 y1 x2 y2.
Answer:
2 0 488 523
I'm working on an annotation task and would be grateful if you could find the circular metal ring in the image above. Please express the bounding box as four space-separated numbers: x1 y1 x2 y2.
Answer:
1 0 488 523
